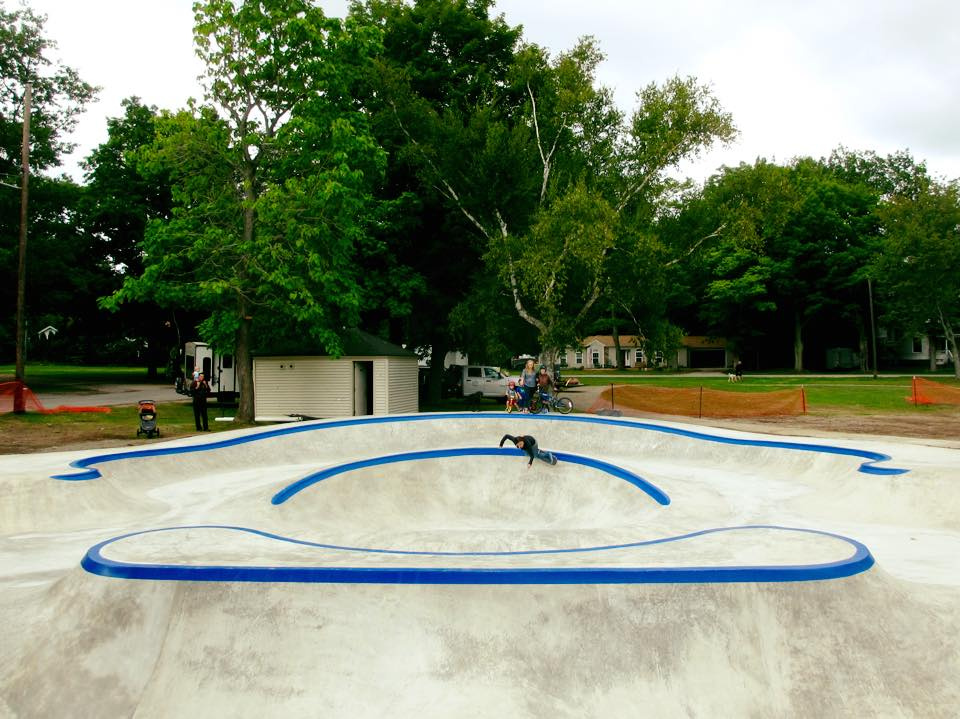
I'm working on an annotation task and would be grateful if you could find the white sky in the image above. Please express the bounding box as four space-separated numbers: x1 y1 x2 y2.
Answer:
25 0 960 184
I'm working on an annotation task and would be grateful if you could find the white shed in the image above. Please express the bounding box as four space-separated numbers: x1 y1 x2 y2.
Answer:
252 329 419 421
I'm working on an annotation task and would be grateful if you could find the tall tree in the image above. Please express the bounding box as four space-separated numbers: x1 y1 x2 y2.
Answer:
376 18 735 361
875 178 960 377
681 157 885 371
0 2 96 360
105 0 386 421
83 98 178 375
350 0 524 399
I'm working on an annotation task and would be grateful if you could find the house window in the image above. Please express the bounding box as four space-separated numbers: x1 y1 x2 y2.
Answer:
634 349 643 364
575 350 583 364
912 337 923 354
591 351 600 367
654 350 663 365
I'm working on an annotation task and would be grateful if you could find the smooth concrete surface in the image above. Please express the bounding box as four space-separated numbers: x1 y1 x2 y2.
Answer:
1 413 959 717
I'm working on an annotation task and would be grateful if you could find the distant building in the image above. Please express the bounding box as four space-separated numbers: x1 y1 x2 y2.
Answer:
557 335 731 369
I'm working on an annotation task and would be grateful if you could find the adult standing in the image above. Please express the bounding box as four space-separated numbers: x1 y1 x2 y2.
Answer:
519 359 538 411
190 372 211 431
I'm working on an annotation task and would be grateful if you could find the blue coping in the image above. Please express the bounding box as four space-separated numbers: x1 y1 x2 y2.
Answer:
50 412 908 481
81 524 874 585
270 447 671 506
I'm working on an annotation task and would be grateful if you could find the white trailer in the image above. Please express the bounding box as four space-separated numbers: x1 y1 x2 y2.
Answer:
182 341 238 404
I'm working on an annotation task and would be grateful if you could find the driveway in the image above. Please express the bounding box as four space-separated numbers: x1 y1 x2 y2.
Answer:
36 382 184 409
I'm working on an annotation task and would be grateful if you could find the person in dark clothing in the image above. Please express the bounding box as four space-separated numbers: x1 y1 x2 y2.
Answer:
190 372 211 431
735 360 743 380
499 433 557 467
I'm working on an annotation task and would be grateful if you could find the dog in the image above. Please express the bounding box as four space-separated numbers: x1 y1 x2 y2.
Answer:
727 372 741 383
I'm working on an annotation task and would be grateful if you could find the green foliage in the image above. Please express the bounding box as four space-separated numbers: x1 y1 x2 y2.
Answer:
875 178 960 375
0 2 97 172
677 156 895 368
0 2 98 362
103 1 390 420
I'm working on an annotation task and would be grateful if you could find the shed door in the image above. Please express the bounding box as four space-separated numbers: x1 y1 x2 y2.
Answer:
354 361 374 415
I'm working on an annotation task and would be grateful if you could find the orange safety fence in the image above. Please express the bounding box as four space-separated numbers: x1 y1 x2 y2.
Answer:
905 377 960 407
0 381 111 415
588 384 807 419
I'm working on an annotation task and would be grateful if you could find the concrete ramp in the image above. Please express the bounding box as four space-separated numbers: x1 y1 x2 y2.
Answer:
1 413 959 717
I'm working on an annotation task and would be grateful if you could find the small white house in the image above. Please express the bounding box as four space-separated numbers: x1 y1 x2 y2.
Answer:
253 329 419 421
558 334 731 369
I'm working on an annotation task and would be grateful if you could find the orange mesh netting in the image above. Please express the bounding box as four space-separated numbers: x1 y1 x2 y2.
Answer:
588 384 807 419
0 381 111 415
906 377 960 406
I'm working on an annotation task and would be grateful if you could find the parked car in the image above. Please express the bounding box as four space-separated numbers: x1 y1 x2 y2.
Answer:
456 365 515 399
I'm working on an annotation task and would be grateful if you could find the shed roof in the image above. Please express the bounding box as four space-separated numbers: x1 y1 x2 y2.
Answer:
254 328 416 358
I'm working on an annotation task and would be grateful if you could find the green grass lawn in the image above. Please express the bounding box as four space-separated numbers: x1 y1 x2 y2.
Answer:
0 398 242 453
0 362 166 393
563 372 959 414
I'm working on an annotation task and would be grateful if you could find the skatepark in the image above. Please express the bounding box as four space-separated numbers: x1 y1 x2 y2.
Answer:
1 412 958 717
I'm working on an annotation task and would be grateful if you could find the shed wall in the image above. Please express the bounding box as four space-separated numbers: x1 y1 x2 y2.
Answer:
387 358 419 414
253 357 353 419
254 355 418 419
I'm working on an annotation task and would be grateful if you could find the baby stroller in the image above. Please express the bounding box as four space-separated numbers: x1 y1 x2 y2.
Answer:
136 400 160 439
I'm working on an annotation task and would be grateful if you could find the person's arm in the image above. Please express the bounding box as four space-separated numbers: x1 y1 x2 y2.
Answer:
524 436 537 465
499 434 516 448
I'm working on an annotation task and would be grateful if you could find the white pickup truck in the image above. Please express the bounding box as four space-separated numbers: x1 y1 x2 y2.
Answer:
457 365 515 399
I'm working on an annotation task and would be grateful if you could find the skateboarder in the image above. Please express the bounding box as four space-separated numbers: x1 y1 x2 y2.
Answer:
499 433 557 467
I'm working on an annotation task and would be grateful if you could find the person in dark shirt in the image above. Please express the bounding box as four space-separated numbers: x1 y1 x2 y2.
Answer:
499 433 557 467
190 372 211 431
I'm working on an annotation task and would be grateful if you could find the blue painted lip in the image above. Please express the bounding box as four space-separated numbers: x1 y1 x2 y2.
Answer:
81 524 874 585
50 412 909 481
271 447 670 506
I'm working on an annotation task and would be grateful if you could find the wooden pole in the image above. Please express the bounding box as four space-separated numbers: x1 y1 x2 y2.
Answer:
912 376 918 407
698 385 703 418
801 385 807 414
14 82 32 414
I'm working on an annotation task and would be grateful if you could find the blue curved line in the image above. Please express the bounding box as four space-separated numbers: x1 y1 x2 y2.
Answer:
50 412 908 480
81 524 874 584
270 447 670 506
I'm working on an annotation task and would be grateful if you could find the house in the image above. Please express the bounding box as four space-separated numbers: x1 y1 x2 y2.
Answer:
252 329 419 421
557 335 732 370
558 335 648 369
897 333 953 368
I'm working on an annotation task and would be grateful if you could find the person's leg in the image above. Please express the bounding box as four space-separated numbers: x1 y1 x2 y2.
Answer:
193 402 202 431
201 400 209 430
535 448 556 465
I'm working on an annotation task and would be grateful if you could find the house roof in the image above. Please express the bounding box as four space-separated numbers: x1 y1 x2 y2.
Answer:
580 335 642 348
254 328 416 358
569 335 726 350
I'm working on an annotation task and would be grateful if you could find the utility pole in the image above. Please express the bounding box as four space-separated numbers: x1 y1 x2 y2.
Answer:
14 82 32 413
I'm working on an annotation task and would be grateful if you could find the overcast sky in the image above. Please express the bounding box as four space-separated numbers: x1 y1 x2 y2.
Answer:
25 0 960 183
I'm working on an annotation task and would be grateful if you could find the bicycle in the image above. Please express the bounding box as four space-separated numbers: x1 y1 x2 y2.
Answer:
527 386 573 414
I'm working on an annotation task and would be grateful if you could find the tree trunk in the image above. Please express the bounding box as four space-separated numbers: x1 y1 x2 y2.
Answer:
236 308 254 423
236 167 257 423
938 309 960 379
855 313 868 372
793 309 804 372
426 332 450 405
612 323 623 370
